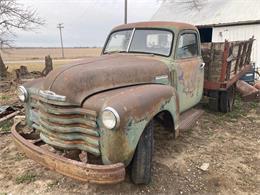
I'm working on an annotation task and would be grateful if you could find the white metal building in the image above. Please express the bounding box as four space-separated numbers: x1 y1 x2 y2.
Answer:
151 0 260 69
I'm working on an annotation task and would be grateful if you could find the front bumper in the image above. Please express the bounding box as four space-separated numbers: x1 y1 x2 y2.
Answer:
11 120 125 184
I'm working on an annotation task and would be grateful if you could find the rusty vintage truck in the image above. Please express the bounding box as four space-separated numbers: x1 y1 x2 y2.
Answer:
12 21 253 185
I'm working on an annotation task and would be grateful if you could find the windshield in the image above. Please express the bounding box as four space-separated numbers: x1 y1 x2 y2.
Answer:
104 29 174 56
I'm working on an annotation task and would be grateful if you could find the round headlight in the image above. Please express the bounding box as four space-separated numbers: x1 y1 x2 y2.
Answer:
101 107 120 129
17 86 28 102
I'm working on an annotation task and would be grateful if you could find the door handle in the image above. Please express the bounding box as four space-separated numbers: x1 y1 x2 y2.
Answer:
200 62 205 69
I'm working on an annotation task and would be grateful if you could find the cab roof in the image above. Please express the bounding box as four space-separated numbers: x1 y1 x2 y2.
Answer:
112 21 197 31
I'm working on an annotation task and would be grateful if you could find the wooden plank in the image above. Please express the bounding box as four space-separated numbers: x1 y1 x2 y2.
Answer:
226 43 233 80
219 41 229 82
245 38 253 64
239 42 247 69
208 43 214 81
0 110 20 124
235 43 242 74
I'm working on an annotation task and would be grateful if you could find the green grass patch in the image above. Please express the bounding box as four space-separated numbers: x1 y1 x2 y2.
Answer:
204 95 259 121
225 96 259 119
1 95 11 100
14 153 26 161
0 120 13 132
15 171 37 184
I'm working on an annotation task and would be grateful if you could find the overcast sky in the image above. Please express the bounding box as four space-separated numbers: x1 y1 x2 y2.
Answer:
15 0 161 47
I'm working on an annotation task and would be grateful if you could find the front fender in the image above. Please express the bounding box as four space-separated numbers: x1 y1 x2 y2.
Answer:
83 84 180 166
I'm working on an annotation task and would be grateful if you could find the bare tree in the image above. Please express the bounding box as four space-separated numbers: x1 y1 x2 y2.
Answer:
159 0 206 10
0 0 44 78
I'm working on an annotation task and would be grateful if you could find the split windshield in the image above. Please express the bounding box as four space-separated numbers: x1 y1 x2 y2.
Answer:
104 29 173 56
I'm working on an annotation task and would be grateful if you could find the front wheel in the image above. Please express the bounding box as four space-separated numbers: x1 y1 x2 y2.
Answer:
130 120 154 184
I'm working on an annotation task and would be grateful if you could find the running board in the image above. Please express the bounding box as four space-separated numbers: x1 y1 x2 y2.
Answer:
179 108 204 130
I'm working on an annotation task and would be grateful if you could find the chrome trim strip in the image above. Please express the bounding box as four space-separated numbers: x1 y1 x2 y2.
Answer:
39 90 66 102
155 75 169 80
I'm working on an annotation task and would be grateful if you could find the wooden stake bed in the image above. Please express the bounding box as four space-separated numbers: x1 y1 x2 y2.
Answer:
202 38 254 91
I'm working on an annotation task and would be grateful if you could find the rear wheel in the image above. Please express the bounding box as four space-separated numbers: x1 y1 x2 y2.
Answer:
208 90 220 112
219 85 235 113
130 120 154 184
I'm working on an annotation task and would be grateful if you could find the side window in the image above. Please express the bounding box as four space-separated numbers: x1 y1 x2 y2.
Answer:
176 33 198 58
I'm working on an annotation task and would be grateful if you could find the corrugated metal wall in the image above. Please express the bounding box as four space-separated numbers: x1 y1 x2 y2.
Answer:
212 24 260 69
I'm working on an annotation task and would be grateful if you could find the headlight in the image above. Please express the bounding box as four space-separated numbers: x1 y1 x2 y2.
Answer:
101 107 120 129
17 86 28 102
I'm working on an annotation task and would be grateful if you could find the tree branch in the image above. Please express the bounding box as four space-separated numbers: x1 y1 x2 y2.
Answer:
0 0 44 48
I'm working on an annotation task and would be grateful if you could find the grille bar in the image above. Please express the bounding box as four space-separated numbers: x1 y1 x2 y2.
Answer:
29 93 100 156
39 119 99 136
38 102 97 117
40 133 100 156
32 124 99 147
39 111 97 127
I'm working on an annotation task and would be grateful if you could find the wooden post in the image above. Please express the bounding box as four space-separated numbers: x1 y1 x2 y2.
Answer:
0 54 7 79
42 55 53 76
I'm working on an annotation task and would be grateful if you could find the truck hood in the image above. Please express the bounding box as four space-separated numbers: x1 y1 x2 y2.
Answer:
42 54 169 104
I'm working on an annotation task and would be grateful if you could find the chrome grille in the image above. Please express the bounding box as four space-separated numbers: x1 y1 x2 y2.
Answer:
28 92 100 156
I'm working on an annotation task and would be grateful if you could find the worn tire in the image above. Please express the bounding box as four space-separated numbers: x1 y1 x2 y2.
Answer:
219 85 235 113
208 90 220 112
130 120 154 184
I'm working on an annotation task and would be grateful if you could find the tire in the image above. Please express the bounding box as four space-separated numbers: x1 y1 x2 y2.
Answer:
208 90 220 112
130 120 154 184
219 85 235 113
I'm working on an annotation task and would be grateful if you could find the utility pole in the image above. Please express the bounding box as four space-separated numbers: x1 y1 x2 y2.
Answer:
124 0 127 24
57 23 64 58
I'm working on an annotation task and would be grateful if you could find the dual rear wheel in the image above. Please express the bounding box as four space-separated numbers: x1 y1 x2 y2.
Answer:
209 85 235 113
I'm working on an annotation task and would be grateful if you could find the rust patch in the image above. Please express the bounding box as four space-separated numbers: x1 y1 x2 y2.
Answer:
42 54 169 104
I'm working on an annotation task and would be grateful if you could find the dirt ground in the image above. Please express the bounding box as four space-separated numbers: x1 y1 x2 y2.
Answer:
0 86 259 194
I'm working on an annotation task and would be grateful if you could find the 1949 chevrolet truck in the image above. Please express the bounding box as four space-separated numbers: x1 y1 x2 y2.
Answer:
12 21 253 184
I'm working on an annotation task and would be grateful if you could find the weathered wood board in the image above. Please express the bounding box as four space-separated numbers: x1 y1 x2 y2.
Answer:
201 38 254 83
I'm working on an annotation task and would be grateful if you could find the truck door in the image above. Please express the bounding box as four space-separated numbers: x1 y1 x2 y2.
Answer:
175 30 204 112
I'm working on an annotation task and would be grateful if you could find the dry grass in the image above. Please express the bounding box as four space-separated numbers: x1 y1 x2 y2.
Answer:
1 47 102 61
1 47 102 72
7 60 75 72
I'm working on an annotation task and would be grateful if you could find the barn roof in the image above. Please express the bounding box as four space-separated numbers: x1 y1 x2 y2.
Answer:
151 0 260 27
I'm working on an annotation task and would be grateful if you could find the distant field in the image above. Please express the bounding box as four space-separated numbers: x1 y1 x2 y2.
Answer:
1 47 102 61
1 47 102 72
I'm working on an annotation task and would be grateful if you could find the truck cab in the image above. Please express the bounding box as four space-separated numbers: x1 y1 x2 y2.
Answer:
103 22 204 112
13 21 205 184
